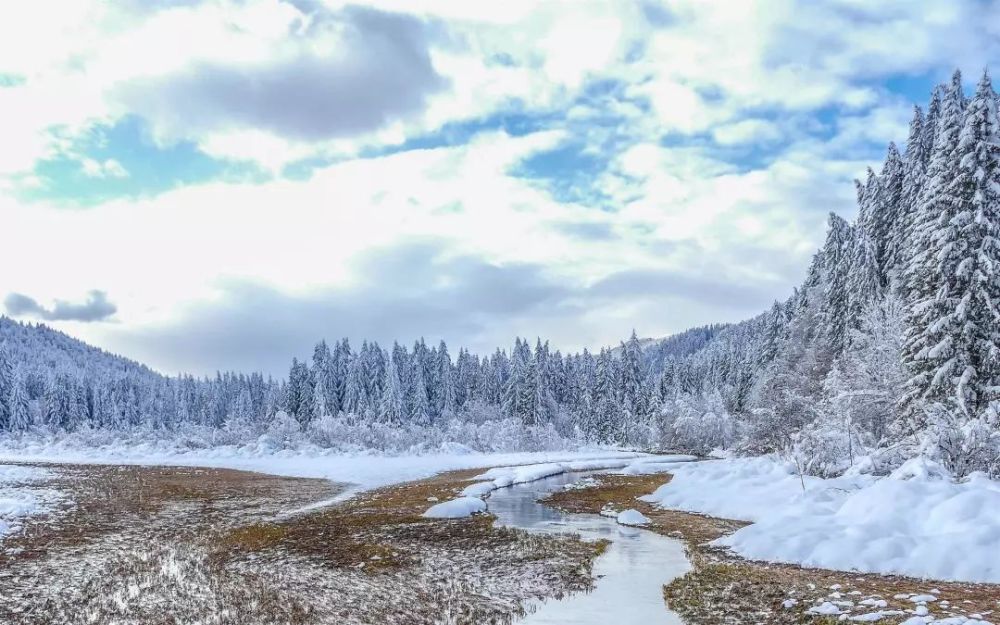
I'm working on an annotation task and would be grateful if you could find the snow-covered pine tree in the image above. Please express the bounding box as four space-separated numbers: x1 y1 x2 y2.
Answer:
8 370 31 431
379 353 405 425
819 213 854 355
936 71 1000 415
896 106 928 300
312 340 336 416
0 348 12 430
437 340 456 417
406 355 430 426
342 356 369 418
902 70 968 417
846 225 881 332
878 142 906 285
592 348 619 442
618 330 646 443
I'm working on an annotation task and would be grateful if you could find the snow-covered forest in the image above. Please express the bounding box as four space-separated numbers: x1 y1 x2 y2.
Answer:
2 70 1000 477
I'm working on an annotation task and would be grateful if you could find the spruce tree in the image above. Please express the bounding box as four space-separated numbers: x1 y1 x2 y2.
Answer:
0 349 12 430
897 105 927 298
9 371 31 431
902 70 968 415
379 354 405 425
878 142 905 284
819 213 854 354
937 71 1000 414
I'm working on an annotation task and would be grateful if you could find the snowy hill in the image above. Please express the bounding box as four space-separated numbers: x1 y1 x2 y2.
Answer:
0 316 160 382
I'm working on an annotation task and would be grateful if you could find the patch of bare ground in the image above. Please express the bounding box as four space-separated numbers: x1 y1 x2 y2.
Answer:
0 464 605 625
540 472 1000 625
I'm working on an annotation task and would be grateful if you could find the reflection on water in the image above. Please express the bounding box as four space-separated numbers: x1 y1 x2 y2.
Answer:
487 471 690 625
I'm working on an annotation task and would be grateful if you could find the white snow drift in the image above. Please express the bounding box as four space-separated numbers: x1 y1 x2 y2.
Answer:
422 496 488 519
642 456 1000 583
424 454 696 519
615 509 650 526
0 465 63 542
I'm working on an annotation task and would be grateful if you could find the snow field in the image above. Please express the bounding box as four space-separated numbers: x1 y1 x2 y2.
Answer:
642 456 1000 583
0 464 64 542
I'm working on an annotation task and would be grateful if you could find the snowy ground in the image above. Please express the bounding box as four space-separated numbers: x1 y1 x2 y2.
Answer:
0 444 651 491
433 454 696 517
0 465 65 544
0 461 611 624
642 455 1000 584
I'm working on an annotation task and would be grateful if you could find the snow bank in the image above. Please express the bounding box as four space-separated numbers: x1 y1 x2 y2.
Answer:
0 465 62 542
642 456 1000 583
616 509 650 526
423 454 694 519
469 454 695 498
422 496 487 519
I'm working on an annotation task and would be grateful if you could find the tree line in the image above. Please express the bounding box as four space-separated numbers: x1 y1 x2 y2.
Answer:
2 69 999 475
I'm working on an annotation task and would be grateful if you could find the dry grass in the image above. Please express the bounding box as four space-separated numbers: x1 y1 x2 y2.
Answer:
1 463 607 625
538 471 1000 625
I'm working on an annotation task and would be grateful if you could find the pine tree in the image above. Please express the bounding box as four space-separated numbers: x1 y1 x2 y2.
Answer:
342 356 368 418
819 213 854 354
0 348 13 430
592 348 618 442
897 105 927 298
8 370 31 431
618 330 646 443
531 339 555 425
878 142 905 284
437 340 456 417
935 71 1000 415
902 70 969 415
407 357 430 425
502 339 534 423
312 340 335 416
846 226 881 329
379 353 405 425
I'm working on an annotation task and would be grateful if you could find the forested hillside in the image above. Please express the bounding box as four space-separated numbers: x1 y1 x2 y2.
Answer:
2 70 999 475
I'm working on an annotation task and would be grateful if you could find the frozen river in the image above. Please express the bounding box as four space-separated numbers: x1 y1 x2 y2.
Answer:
486 470 690 624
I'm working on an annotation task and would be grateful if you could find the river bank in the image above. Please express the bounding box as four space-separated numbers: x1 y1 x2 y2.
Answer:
541 472 1000 625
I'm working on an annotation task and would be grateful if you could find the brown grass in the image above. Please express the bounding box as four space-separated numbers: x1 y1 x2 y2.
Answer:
2 462 609 624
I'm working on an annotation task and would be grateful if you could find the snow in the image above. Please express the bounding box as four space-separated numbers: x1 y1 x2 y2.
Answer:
0 465 62 542
848 611 904 621
615 509 650 526
419 455 693 518
422 496 487 519
808 602 844 615
641 456 1000 583
0 446 652 492
465 454 695 499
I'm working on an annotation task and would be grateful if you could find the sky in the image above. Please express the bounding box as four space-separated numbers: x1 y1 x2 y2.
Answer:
2 0 1000 377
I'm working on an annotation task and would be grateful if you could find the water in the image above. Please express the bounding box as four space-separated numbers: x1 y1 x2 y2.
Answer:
486 471 690 624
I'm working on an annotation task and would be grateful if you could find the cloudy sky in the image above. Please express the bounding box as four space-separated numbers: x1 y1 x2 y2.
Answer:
2 0 1000 376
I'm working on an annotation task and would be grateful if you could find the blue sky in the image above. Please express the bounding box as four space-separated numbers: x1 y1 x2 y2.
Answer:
2 0 1000 376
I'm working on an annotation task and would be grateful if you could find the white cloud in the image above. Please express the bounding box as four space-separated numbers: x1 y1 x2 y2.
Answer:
81 157 128 178
4 0 1000 370
712 119 784 146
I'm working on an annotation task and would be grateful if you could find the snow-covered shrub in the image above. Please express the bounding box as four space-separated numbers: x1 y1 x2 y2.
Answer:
789 417 856 477
261 410 302 449
658 391 735 455
824 295 908 447
922 404 1000 478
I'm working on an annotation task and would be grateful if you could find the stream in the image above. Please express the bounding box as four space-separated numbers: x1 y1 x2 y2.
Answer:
486 471 691 624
